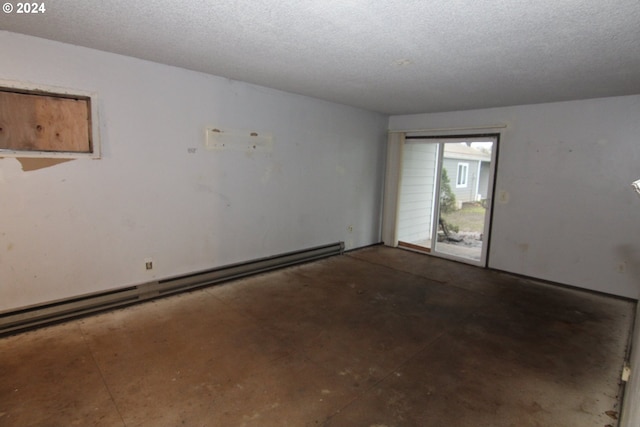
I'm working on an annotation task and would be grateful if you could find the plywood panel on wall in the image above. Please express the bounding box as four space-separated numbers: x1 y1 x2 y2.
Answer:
0 89 91 152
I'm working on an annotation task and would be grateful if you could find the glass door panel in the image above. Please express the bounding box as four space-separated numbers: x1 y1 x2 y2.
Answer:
396 136 497 266
433 140 495 265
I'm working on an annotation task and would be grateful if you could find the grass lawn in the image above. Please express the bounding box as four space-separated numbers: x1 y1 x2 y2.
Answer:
441 203 486 233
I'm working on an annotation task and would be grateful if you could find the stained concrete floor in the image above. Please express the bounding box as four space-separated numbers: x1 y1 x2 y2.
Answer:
0 246 634 427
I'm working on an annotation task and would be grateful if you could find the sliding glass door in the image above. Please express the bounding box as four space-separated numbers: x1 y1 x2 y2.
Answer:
396 136 497 266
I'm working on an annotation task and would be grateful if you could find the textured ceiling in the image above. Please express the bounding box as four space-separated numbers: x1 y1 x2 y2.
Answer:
1 0 639 114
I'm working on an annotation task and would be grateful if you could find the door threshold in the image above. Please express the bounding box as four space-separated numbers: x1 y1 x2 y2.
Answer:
398 241 431 253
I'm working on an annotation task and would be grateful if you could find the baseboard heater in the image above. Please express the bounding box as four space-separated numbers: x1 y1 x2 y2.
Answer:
0 241 344 336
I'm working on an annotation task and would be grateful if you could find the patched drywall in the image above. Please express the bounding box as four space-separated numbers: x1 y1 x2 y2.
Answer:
0 157 74 171
16 158 74 171
390 95 640 298
0 31 387 311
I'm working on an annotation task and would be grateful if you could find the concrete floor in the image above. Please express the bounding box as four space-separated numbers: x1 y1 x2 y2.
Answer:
0 246 634 427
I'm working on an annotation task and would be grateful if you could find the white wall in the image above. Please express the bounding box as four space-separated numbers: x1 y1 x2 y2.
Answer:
390 95 640 298
0 31 388 311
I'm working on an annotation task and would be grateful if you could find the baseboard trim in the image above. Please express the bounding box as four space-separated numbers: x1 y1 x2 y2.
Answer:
0 242 344 336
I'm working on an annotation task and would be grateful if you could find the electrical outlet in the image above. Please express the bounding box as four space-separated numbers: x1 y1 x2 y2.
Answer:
145 257 153 270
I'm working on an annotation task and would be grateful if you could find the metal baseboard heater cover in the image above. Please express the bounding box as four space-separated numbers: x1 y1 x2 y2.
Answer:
0 242 344 336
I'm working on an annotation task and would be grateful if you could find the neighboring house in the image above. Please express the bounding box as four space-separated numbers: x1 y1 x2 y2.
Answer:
443 144 491 208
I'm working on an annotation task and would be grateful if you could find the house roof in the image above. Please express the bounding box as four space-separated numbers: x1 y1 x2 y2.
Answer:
1 1 639 114
443 144 491 162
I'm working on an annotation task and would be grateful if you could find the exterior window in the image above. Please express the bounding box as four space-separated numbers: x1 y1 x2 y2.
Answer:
456 162 469 187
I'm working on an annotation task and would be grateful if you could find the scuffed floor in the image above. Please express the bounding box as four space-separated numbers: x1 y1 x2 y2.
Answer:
0 246 634 426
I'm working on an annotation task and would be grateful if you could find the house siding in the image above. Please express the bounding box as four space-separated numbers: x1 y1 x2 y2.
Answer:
397 142 438 243
443 157 480 207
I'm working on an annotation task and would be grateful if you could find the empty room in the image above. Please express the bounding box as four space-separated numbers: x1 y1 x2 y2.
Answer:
1 1 640 426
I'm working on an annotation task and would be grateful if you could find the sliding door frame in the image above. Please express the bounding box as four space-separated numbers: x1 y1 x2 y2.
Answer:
383 128 502 267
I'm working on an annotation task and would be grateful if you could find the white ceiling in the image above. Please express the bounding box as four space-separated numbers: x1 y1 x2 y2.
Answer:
1 0 639 114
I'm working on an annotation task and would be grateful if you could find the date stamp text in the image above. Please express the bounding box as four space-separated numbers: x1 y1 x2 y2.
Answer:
3 3 47 14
